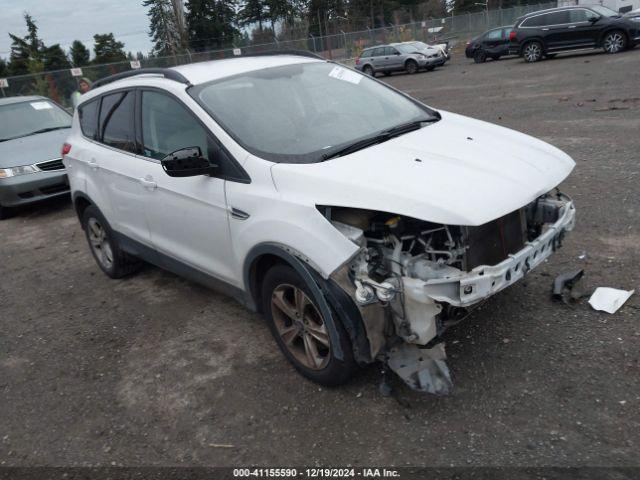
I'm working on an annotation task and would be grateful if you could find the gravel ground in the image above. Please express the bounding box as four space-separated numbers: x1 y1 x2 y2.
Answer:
1 48 639 469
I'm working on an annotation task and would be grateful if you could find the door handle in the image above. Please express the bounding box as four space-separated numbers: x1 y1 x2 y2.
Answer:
88 159 99 171
139 176 157 190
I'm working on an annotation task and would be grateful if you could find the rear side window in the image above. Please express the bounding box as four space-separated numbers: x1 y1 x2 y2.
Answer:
361 50 372 58
372 47 385 56
522 13 548 27
78 99 99 139
99 91 137 153
547 11 570 24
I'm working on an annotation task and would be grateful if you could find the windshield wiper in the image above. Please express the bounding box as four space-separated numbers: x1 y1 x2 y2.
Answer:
321 117 437 161
25 126 70 136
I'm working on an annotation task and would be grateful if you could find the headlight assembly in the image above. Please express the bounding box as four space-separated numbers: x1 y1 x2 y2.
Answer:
0 165 40 178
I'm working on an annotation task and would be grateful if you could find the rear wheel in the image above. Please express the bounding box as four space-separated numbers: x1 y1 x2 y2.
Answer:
523 41 543 62
473 50 487 63
262 264 357 386
82 205 141 278
363 65 375 76
603 30 626 54
405 59 418 74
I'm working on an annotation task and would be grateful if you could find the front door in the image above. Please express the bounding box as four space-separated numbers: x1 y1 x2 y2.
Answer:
138 89 236 284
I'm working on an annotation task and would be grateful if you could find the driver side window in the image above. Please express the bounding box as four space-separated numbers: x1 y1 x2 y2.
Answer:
141 90 210 161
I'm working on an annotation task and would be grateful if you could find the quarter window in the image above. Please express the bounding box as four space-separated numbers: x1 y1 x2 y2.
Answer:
99 91 137 152
486 29 503 40
78 99 99 139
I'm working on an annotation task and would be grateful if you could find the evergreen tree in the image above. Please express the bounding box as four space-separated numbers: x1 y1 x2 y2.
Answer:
92 33 127 63
7 13 44 75
70 40 90 67
185 0 239 51
0 58 7 78
143 0 184 55
238 0 268 30
43 44 71 71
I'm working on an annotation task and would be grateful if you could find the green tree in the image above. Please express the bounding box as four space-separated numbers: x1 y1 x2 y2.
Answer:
0 58 7 78
7 13 44 75
43 44 71 71
70 40 90 67
238 0 268 30
143 0 185 55
92 33 127 63
185 0 239 51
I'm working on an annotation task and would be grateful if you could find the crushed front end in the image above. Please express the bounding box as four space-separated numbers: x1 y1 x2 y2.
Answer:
323 190 576 394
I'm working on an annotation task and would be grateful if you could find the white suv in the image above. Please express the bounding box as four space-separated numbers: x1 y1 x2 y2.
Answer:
64 53 576 394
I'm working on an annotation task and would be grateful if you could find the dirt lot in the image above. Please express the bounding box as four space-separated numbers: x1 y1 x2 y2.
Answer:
1 49 639 469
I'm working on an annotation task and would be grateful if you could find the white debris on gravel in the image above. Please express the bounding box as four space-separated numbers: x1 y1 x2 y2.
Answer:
588 288 635 314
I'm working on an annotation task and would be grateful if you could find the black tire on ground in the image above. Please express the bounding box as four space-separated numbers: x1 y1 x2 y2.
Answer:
522 41 543 63
363 65 375 76
405 59 418 74
602 30 626 54
473 50 487 63
0 204 12 220
261 264 358 386
81 205 141 279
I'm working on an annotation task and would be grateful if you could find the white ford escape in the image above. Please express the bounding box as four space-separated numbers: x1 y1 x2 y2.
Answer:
64 52 576 394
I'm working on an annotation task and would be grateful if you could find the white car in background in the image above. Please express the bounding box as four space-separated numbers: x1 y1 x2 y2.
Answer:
64 53 575 394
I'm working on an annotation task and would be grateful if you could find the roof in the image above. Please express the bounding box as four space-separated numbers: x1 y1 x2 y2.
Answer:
519 5 593 17
0 95 46 106
170 54 322 85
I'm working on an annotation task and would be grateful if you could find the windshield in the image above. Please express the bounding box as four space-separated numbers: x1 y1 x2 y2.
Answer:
408 41 429 49
191 61 438 163
590 5 618 16
0 99 71 142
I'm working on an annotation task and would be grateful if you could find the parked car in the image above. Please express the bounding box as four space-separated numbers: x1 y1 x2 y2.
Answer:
624 7 640 19
0 96 72 219
403 41 450 63
465 26 515 63
509 5 640 62
65 55 576 395
355 42 443 76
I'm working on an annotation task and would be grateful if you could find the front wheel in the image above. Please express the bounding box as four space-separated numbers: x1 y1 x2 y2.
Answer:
603 31 626 54
473 50 487 63
82 205 141 278
262 264 357 386
523 41 543 62
405 60 418 74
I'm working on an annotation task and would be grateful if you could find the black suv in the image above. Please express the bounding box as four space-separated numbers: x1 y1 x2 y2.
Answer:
510 5 640 62
465 26 514 63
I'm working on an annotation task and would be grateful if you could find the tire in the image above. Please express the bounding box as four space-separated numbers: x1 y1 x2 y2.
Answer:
405 59 418 74
363 65 375 76
522 41 543 63
473 50 487 63
0 204 12 220
81 205 141 279
602 30 626 54
261 264 357 386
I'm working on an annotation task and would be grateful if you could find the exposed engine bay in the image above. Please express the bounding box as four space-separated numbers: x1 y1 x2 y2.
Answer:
322 190 576 395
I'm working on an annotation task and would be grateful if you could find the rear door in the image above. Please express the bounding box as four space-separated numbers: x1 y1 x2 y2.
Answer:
89 90 152 245
137 89 237 283
543 10 572 50
483 29 504 55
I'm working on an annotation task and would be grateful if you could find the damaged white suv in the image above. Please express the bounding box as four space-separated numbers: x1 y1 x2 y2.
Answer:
64 53 575 394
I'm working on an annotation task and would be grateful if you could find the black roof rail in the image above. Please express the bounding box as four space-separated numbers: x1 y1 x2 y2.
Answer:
92 68 191 89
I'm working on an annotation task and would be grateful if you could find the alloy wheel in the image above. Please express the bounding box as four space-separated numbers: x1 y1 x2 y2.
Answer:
604 32 624 53
271 284 330 370
87 217 114 270
523 43 542 62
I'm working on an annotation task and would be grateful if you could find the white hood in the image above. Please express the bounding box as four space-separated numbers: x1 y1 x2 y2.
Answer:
270 111 575 226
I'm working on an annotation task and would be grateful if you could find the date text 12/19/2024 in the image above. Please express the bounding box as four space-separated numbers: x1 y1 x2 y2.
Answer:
233 468 401 478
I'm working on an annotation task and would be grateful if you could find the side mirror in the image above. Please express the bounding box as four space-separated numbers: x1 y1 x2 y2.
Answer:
588 15 599 22
161 147 217 177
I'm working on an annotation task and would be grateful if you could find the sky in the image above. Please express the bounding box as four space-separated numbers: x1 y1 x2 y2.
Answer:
0 0 154 60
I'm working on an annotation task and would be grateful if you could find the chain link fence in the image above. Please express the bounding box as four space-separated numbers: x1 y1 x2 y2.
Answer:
0 2 555 108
